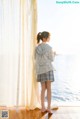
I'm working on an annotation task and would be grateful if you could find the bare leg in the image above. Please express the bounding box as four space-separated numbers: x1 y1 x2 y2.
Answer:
41 82 46 112
46 81 53 113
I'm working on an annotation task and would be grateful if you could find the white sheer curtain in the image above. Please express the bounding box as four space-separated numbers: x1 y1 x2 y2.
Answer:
0 0 41 109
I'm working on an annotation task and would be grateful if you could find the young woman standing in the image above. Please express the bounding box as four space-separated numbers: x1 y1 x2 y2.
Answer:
35 31 56 113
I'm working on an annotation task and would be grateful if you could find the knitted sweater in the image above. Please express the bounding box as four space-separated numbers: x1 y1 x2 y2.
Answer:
35 43 54 74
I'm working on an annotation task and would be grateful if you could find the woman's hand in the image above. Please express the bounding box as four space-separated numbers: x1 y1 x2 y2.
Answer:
53 51 56 56
54 51 56 55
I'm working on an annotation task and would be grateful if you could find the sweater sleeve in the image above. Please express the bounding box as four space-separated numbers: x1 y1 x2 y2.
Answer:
47 49 55 61
34 47 37 59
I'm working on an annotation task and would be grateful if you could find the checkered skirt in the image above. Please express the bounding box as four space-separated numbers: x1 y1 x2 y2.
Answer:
37 70 54 83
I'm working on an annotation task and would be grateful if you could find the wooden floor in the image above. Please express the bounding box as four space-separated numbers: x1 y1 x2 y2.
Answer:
0 106 80 119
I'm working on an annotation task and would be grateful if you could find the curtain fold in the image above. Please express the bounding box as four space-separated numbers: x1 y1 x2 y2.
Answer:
0 0 41 109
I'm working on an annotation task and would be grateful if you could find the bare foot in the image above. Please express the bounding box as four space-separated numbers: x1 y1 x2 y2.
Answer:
41 108 47 113
47 109 53 114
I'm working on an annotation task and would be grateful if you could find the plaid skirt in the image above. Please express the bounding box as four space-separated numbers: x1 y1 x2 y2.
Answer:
37 70 54 83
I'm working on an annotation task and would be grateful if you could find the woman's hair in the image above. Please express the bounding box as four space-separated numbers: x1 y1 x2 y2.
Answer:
37 31 50 43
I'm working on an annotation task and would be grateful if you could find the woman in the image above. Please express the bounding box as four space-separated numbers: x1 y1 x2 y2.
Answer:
35 31 56 113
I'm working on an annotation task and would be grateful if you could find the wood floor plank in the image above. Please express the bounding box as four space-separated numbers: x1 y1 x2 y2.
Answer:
0 106 80 119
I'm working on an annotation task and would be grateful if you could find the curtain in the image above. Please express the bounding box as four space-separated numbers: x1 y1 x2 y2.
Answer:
0 0 41 109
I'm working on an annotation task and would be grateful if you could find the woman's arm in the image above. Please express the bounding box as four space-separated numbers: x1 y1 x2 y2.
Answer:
47 49 56 61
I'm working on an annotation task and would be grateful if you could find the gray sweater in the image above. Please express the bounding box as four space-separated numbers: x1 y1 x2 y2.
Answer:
35 43 54 74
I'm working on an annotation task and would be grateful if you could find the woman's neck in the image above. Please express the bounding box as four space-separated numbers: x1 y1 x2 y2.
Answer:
42 41 47 43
